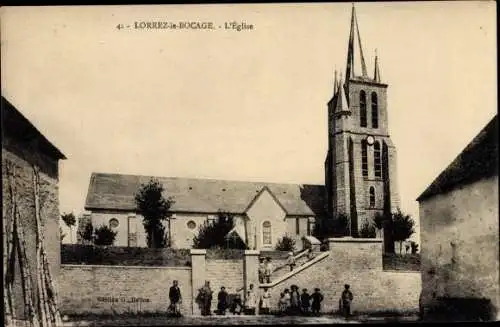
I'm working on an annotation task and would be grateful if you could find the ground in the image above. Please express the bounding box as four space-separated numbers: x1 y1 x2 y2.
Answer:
59 314 420 326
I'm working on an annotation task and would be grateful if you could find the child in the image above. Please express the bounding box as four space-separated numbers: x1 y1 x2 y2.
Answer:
245 284 257 315
231 293 243 315
278 292 287 315
311 288 324 316
300 288 311 315
260 287 271 315
287 252 296 271
264 257 273 283
307 248 315 260
283 289 291 314
341 284 354 319
290 285 301 315
258 258 266 283
217 286 228 315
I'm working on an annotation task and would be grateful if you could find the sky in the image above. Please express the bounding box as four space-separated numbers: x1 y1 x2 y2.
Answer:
1 2 497 244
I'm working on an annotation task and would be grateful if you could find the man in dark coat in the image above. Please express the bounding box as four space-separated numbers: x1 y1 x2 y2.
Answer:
169 280 182 317
341 284 354 319
311 288 324 316
217 287 228 315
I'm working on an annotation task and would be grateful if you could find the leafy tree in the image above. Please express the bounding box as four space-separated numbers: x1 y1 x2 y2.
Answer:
359 221 376 238
135 178 174 248
373 212 387 230
275 235 296 252
78 221 94 244
61 212 76 243
60 227 66 242
93 225 117 246
410 241 419 254
192 211 246 249
391 209 416 255
314 212 350 239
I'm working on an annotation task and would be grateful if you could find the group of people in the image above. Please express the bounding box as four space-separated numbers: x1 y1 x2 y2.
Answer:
171 280 355 319
278 285 324 316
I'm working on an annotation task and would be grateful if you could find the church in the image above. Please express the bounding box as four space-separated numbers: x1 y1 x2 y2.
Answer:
81 6 400 251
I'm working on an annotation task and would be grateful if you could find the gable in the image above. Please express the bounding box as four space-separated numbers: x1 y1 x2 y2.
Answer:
245 187 287 222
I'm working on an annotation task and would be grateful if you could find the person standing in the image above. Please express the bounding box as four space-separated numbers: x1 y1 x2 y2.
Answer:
311 288 324 316
258 258 266 284
217 286 228 315
245 284 257 315
283 289 291 314
264 257 273 283
341 284 354 319
260 287 271 315
290 285 301 315
287 252 296 271
168 280 182 317
200 281 213 316
300 288 311 315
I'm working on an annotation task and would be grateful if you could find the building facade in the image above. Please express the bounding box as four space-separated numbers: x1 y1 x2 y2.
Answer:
417 116 498 321
82 173 324 250
2 96 66 320
324 5 400 250
81 6 400 251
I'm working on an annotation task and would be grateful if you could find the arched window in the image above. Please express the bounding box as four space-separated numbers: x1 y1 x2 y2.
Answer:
360 91 367 127
369 187 375 207
361 140 368 177
371 92 378 129
262 221 272 245
374 141 382 177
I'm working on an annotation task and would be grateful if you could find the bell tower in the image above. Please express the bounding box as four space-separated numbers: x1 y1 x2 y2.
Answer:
325 4 400 251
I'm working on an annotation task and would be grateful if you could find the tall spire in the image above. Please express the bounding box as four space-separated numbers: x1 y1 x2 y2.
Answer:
345 3 368 81
374 49 381 82
334 69 338 92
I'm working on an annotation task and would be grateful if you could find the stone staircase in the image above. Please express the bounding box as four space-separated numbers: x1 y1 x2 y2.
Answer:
270 249 317 280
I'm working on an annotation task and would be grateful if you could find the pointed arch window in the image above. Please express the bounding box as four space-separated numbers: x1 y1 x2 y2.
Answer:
262 221 272 245
361 140 368 177
374 141 382 177
369 187 375 207
360 90 367 127
371 92 379 129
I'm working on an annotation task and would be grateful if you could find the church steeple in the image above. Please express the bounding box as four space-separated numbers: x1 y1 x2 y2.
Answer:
374 49 381 82
345 3 368 82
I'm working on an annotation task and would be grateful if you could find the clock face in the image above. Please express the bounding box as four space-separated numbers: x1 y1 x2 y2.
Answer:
367 136 375 145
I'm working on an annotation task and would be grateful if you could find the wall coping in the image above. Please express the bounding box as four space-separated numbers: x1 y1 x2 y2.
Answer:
259 252 330 288
190 249 207 255
328 237 383 243
244 250 260 255
382 269 421 274
60 264 192 270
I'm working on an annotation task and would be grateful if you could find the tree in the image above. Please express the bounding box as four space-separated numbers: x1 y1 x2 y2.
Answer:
60 227 66 242
78 221 94 245
359 221 376 238
275 234 296 252
61 212 76 243
410 241 419 254
93 225 117 246
373 212 386 230
135 178 174 248
314 212 350 239
391 209 416 255
192 211 246 249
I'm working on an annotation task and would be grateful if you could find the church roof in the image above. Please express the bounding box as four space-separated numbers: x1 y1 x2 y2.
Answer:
417 115 498 201
85 172 326 216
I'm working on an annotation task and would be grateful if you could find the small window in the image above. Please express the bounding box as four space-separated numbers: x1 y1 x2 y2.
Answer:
295 218 300 235
109 218 119 228
187 220 196 230
360 90 367 127
369 187 375 207
361 140 368 177
262 221 272 245
371 92 379 129
374 141 382 177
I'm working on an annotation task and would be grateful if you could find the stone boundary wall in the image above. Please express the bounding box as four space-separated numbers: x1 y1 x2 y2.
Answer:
59 265 193 315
